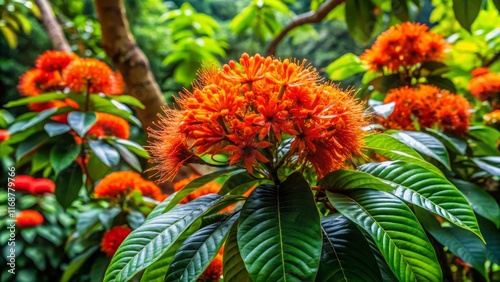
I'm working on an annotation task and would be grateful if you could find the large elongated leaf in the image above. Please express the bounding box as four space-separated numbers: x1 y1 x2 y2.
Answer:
317 214 382 282
4 93 66 107
453 0 481 32
237 173 322 282
88 140 120 167
345 0 375 42
359 161 483 240
165 212 239 281
391 131 451 170
327 189 442 282
104 195 223 282
223 223 251 282
67 111 96 137
416 208 487 277
477 216 500 265
364 133 444 176
423 128 467 155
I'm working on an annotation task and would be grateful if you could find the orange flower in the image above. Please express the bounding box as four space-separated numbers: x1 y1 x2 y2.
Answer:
0 129 9 142
199 252 223 281
35 51 79 72
18 68 62 96
16 210 44 228
136 180 165 201
13 175 34 193
471 67 489 78
360 22 448 72
149 53 367 182
87 112 130 139
29 178 55 195
435 94 471 135
109 72 125 95
63 58 114 94
484 110 500 130
101 226 132 257
469 71 500 101
94 171 141 199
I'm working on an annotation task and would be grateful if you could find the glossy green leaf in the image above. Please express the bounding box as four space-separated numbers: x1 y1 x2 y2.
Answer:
104 195 222 282
44 122 71 137
223 223 251 282
494 0 500 13
112 142 142 172
317 214 382 282
325 53 367 81
452 0 481 32
472 157 500 176
21 108 59 130
391 131 451 170
88 140 120 167
416 208 487 277
55 166 83 209
363 74 402 95
451 179 500 228
477 216 500 265
31 146 50 174
360 161 483 240
60 246 100 282
67 111 97 137
237 173 322 282
423 128 467 155
425 76 457 93
327 189 442 282
50 143 81 174
364 133 444 176
114 138 149 158
4 93 66 107
218 171 258 195
345 0 375 42
165 212 239 281
108 95 145 109
391 0 409 22
15 132 48 161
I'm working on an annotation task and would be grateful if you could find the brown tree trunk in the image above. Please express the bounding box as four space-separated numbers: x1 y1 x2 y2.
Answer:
94 0 165 131
34 0 71 52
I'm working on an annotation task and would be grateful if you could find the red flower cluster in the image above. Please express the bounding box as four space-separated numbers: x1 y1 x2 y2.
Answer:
149 53 367 181
0 129 9 142
13 175 55 195
16 210 44 228
383 85 471 135
469 68 500 104
100 226 132 257
360 22 448 72
94 171 166 201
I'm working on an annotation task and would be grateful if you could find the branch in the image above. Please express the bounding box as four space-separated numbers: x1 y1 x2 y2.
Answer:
266 0 346 56
485 52 500 67
34 0 71 52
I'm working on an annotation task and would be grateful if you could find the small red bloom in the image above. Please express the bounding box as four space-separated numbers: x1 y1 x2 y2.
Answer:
16 210 44 228
101 226 132 257
0 129 9 142
29 178 55 195
13 175 35 193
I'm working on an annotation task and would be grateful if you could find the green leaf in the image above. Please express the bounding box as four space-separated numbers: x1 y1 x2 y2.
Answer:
452 0 481 32
391 0 409 22
98 208 122 230
327 189 442 282
44 123 71 137
61 246 100 282
218 171 257 195
145 194 176 222
345 0 376 42
88 140 120 167
67 111 97 137
494 0 500 13
325 53 368 81
423 128 467 155
55 166 83 209
359 161 484 240
21 108 59 131
114 138 149 158
364 133 444 177
419 61 450 77
4 93 66 107
31 146 50 174
163 168 239 212
425 76 457 93
76 209 103 238
472 157 500 177
237 173 322 281
90 257 110 282
223 223 251 282
50 144 81 174
15 132 48 161
416 208 487 277
104 194 223 282
391 131 451 170
108 95 145 109
317 214 382 282
165 211 239 281
86 153 113 183
451 179 500 228
111 142 142 172
477 216 500 265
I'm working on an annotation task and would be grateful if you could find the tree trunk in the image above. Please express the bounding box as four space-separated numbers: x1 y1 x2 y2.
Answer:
34 0 71 52
94 0 165 131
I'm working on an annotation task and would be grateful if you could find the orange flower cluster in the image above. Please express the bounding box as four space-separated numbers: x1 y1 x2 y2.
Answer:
100 226 132 257
13 175 55 195
17 51 124 117
173 174 221 204
484 109 500 130
87 112 130 139
468 68 500 102
360 22 448 72
16 210 44 228
94 171 166 201
199 249 223 281
149 53 367 181
383 85 471 135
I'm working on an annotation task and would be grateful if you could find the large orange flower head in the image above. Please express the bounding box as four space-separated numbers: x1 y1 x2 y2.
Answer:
383 84 471 135
35 51 79 72
18 68 62 96
469 70 500 102
360 22 448 72
101 226 132 257
16 210 44 228
149 53 367 181
87 112 130 139
94 171 166 201
63 58 115 94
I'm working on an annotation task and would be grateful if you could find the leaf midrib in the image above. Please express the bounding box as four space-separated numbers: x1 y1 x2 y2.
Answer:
277 187 286 281
321 226 348 281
